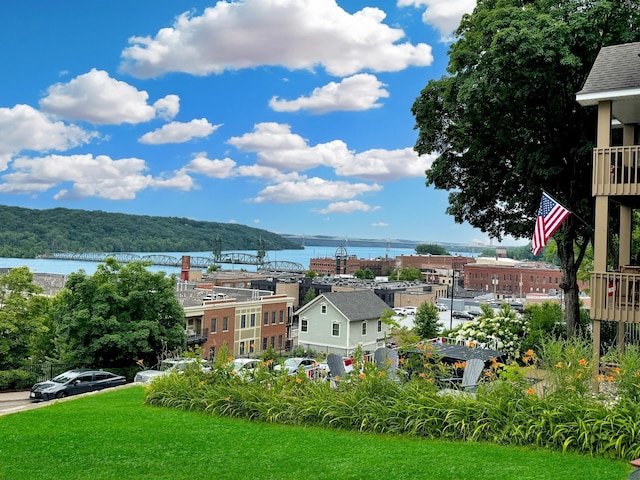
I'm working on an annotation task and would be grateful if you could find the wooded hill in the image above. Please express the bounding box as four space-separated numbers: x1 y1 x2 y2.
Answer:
0 205 302 258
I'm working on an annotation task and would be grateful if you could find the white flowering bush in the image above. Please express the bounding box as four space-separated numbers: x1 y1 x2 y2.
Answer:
450 306 526 359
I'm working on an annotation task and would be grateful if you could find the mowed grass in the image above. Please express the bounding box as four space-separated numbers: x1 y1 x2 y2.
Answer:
0 386 632 480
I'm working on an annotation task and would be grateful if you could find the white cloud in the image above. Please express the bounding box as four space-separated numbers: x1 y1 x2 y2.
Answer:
0 153 194 200
335 147 435 181
229 122 434 181
269 74 389 113
0 104 96 170
39 69 180 125
235 164 304 183
372 222 388 227
120 0 433 78
317 200 380 214
228 122 352 172
139 118 220 144
182 153 236 178
398 0 475 39
253 177 381 203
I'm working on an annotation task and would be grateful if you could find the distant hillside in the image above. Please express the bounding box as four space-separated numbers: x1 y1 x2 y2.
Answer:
0 205 302 258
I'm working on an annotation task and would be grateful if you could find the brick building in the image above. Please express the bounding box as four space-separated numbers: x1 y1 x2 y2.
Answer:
183 288 293 359
463 262 588 299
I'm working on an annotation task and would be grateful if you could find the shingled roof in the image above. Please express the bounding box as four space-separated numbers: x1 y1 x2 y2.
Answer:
576 42 640 115
321 290 391 321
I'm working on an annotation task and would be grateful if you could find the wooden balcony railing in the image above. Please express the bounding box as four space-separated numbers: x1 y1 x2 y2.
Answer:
593 146 640 196
591 271 640 323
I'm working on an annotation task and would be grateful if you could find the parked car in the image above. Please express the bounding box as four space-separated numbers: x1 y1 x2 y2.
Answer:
452 310 474 320
274 357 321 376
392 307 406 316
30 369 126 401
134 358 212 384
404 306 418 315
230 358 261 380
435 303 448 311
467 308 483 317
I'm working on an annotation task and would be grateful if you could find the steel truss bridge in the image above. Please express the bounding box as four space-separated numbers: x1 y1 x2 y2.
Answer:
39 251 305 273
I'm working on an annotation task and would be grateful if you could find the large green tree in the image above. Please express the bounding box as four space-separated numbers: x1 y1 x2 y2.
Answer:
411 0 640 336
52 259 186 367
0 267 48 368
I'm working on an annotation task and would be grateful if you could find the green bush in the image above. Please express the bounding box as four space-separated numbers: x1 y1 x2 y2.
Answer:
0 369 38 390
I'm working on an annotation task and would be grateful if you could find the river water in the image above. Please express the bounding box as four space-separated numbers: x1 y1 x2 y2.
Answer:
1 246 436 276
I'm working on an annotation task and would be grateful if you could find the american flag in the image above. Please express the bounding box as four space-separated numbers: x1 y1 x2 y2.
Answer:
531 192 571 255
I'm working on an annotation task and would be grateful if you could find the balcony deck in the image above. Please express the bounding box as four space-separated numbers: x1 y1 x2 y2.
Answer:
591 270 640 323
593 146 640 196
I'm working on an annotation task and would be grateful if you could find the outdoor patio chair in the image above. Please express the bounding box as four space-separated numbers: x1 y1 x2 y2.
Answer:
326 353 347 388
374 347 399 380
438 357 484 398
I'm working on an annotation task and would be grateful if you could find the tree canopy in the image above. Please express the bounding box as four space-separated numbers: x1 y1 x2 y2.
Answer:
0 205 301 258
411 0 640 335
415 244 450 255
0 267 47 368
51 259 186 367
413 302 441 340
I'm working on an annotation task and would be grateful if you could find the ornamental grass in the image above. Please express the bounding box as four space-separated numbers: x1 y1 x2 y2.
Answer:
144 342 640 462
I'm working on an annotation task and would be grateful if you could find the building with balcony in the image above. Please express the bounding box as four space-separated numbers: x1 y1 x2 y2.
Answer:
576 42 640 367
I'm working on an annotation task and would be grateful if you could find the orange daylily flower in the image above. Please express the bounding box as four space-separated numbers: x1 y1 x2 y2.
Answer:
378 371 385 377
525 350 534 357
578 358 587 366
555 362 563 368
419 372 425 378
606 376 614 382
296 378 302 384
596 374 604 381
526 388 535 395
359 373 366 379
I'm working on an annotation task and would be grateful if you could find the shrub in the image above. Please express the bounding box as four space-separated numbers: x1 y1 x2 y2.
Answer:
0 369 38 390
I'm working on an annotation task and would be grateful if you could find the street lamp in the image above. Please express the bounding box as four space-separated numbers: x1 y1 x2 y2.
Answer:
492 275 499 300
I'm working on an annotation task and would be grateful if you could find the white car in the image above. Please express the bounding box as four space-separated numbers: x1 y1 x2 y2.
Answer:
393 307 406 316
274 357 322 376
230 358 261 380
134 358 211 384
435 303 448 311
404 306 417 315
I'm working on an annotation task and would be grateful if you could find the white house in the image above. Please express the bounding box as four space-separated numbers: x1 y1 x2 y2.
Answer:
296 290 392 357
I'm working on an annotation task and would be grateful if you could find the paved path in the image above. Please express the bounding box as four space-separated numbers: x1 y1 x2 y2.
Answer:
0 384 138 416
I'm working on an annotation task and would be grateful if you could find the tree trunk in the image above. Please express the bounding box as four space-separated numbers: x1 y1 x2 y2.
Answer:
558 232 580 337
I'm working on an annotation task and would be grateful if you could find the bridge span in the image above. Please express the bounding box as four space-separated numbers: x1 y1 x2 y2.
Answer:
38 252 306 273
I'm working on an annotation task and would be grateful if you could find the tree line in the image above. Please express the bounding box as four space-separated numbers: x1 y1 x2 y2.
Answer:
0 205 302 258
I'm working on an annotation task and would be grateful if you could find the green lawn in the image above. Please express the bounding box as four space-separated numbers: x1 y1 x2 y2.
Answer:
0 386 632 480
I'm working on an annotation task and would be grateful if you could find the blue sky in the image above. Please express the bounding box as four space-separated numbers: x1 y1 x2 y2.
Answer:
0 0 526 247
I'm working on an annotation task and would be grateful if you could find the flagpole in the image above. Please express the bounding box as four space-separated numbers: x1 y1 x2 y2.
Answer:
541 190 593 233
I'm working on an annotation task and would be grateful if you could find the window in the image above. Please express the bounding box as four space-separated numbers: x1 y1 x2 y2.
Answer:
321 304 327 314
211 318 217 333
262 337 268 350
240 341 245 355
270 336 275 347
250 313 256 327
223 317 229 332
278 335 283 348
272 312 276 325
209 346 215 360
264 312 269 325
241 314 246 329
249 341 255 353
361 321 367 336
377 320 382 333
332 322 340 337
279 310 284 324
301 318 308 332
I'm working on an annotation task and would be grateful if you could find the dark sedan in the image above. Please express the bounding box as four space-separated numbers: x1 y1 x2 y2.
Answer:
30 369 127 401
452 310 474 320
